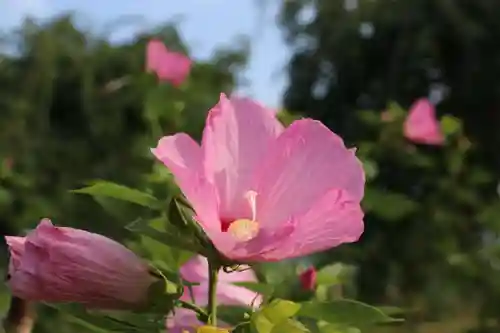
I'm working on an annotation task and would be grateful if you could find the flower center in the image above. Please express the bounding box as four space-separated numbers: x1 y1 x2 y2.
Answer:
227 190 260 242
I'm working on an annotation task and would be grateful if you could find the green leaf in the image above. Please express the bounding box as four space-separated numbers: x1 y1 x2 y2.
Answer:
271 319 310 333
127 218 203 254
217 305 252 325
145 277 181 313
168 197 191 229
140 218 194 269
318 324 360 333
251 299 302 333
315 264 345 286
44 303 161 332
232 282 275 296
72 181 162 209
251 311 274 333
376 305 406 316
261 299 301 324
362 188 418 221
298 300 400 328
441 115 462 136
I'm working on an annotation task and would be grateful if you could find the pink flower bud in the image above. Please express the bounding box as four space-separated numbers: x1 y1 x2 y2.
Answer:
299 266 317 291
403 98 444 145
5 219 154 309
146 39 191 86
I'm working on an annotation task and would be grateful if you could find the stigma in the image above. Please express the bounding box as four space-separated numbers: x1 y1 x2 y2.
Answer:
227 190 260 242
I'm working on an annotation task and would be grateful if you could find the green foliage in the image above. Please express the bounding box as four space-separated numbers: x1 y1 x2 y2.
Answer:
277 1 500 330
73 181 162 210
0 14 247 333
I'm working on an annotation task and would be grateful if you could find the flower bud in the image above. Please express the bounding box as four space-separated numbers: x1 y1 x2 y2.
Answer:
299 266 317 291
6 219 155 309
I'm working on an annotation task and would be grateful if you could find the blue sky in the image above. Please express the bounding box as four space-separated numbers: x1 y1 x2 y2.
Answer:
0 0 289 107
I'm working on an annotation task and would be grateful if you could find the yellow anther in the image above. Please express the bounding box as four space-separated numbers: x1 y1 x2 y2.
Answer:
228 218 259 242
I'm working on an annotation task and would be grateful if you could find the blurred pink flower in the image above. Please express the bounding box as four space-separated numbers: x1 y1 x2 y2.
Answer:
152 93 365 262
146 39 191 86
166 256 259 333
5 219 154 309
380 111 394 123
403 98 444 145
3 157 14 171
299 266 317 291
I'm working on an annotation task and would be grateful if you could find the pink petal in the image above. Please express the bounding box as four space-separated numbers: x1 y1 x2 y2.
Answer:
151 134 220 230
168 256 260 331
6 236 25 273
403 98 444 145
145 39 191 86
255 188 363 261
156 51 191 87
146 39 167 73
253 119 365 227
166 308 205 333
201 94 284 221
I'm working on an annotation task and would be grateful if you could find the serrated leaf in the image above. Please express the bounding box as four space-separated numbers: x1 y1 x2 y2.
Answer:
298 300 400 328
72 181 161 209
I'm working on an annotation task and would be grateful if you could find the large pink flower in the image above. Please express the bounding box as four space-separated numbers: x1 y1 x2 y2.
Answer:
5 219 154 309
146 39 191 86
166 256 259 333
403 98 444 145
152 94 365 262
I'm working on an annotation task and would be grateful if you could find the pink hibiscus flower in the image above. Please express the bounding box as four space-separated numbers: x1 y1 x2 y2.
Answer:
152 94 365 262
146 39 191 86
403 98 444 145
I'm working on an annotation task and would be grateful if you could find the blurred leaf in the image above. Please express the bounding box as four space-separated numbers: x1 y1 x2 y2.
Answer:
375 305 406 316
317 324 360 333
298 300 399 328
72 181 162 209
441 115 462 136
359 158 378 181
251 299 302 333
218 305 252 325
270 319 310 333
232 282 275 296
362 188 418 221
45 303 163 332
261 299 301 324
316 264 345 286
277 109 302 126
197 326 231 333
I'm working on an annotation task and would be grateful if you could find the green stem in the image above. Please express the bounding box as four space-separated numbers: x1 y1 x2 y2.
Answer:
207 261 220 326
178 300 208 321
